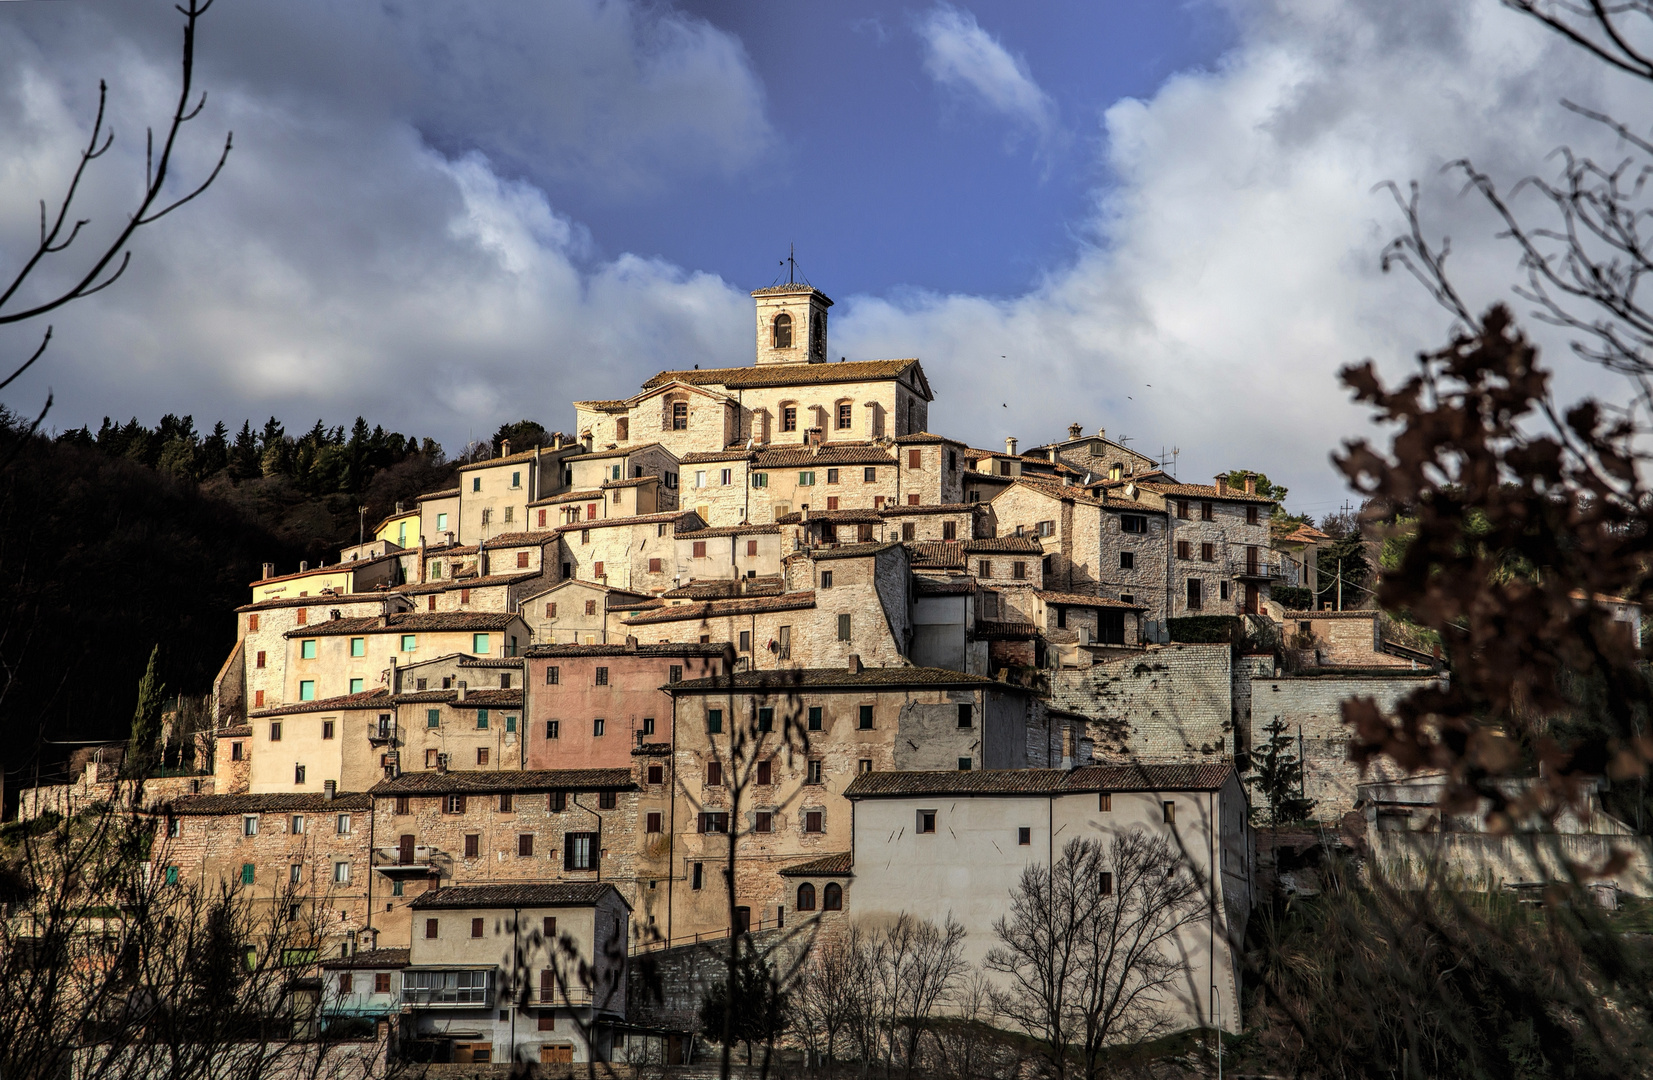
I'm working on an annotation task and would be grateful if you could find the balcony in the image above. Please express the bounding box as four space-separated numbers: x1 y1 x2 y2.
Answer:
366 720 400 745
1228 555 1291 582
400 968 493 1007
371 844 448 877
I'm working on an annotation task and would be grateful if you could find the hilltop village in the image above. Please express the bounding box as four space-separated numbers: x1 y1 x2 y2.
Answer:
21 282 1555 1067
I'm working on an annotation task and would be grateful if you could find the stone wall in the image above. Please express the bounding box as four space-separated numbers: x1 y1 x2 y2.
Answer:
1249 673 1439 816
1050 643 1233 761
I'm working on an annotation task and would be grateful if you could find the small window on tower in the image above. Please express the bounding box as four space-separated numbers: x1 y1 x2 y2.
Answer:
772 312 793 348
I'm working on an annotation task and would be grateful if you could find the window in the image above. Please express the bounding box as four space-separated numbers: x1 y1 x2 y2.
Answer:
777 625 791 659
599 791 617 810
590 717 605 738
584 600 597 616
296 608 307 625
1056 606 1068 629
1018 827 1032 846
550 791 567 811
240 863 255 885
290 863 303 884
333 862 350 884
375 973 392 994
1163 800 1176 823
517 833 534 858
708 709 723 734
956 703 974 729
917 810 936 833
942 520 957 540
902 523 915 540
977 560 993 578
1099 872 1114 896
348 676 363 694
248 613 260 632
336 813 351 835
1175 500 1190 520
593 561 605 578
1201 501 1214 521
958 757 973 771
807 760 823 785
1247 505 1260 525
473 477 482 492
805 810 824 833
477 709 490 730
401 634 417 652
692 863 704 890
394 796 410 815
545 719 560 740
692 540 708 558
721 468 733 485
648 557 662 573
827 467 840 484
1186 579 1203 610
1201 542 1215 562
446 794 467 814
755 811 773 833
797 883 817 911
837 614 851 641
425 918 439 939
707 761 723 786
300 638 317 659
270 722 282 741
757 760 772 785
739 631 752 652
751 471 768 488
436 512 449 532
476 748 490 766
858 705 874 730
426 749 439 767
757 706 773 732
837 402 853 429
1120 550 1135 570
1122 515 1147 534
863 467 877 482
772 312 793 348
647 764 664 785
243 815 259 837
646 812 662 833
908 449 922 469
1220 580 1230 601
299 680 315 702
798 470 815 485
859 759 873 773
256 650 266 669
1013 561 1027 580
698 812 729 833
823 883 842 910
783 406 798 432
807 706 822 731
468 917 484 939
668 665 682 683
1176 540 1191 560
231 741 244 760
820 570 833 589
427 709 440 729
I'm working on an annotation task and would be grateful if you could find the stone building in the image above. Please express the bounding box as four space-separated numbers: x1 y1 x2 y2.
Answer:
1025 424 1159 481
554 511 701 593
518 579 658 647
1132 476 1277 617
620 592 822 663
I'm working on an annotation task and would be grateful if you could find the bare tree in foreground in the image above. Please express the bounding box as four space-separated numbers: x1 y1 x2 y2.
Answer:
986 834 1203 1080
0 0 230 449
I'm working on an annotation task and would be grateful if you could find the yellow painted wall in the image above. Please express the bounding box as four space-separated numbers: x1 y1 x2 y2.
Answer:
252 569 354 603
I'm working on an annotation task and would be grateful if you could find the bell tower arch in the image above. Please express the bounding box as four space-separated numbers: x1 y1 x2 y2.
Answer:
752 284 832 366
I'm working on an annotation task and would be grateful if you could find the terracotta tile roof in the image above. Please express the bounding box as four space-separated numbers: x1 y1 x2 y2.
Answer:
893 432 967 446
778 852 853 877
1138 480 1276 504
529 488 604 507
913 577 976 596
602 476 661 490
750 284 833 300
844 762 1234 799
284 612 521 637
753 444 897 468
164 792 373 814
1282 524 1331 543
249 688 392 717
246 565 363 589
667 666 1024 693
796 541 904 561
410 883 620 910
1282 609 1378 619
608 595 665 612
679 450 753 464
236 593 396 613
962 537 1046 554
553 511 696 535
572 399 630 411
397 572 540 595
457 448 545 472
370 768 634 795
561 441 669 462
878 502 981 517
322 948 409 970
775 509 882 524
642 358 923 392
523 642 731 659
661 577 784 600
973 620 1038 640
675 523 781 538
389 689 523 708
215 725 252 738
1035 590 1145 610
457 657 525 668
416 487 462 501
906 542 966 569
623 592 816 625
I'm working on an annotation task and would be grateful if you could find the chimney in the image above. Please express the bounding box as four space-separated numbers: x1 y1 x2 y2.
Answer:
1067 423 1083 440
625 634 638 653
388 656 397 693
456 680 468 702
478 544 489 578
1005 437 1018 457
323 780 336 801
553 433 563 451
801 505 809 522
1244 473 1257 495
261 562 274 580
1215 475 1229 495
1097 427 1106 440
299 560 309 572
847 654 862 674
418 536 427 584
501 438 511 458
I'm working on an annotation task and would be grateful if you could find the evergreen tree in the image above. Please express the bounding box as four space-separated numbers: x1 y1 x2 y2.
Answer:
1245 718 1316 826
126 645 167 777
698 944 790 1065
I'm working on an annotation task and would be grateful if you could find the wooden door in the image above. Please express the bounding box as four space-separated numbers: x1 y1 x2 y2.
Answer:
540 1044 574 1064
398 835 414 864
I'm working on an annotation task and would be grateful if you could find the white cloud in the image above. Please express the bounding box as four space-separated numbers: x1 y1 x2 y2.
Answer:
836 0 1639 514
916 4 1059 153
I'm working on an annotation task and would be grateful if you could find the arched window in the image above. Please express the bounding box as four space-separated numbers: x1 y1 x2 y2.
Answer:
772 312 793 349
796 882 816 911
822 882 843 910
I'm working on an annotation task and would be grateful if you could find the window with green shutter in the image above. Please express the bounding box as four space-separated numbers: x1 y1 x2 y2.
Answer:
350 678 364 694
808 706 822 731
427 709 440 728
473 633 490 654
165 866 179 885
401 635 417 652
299 681 315 702
240 863 255 885
300 639 317 659
350 637 365 657
505 716 517 733
477 710 489 730
707 709 723 734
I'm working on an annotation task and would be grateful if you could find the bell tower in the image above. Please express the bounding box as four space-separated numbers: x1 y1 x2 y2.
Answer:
752 283 831 366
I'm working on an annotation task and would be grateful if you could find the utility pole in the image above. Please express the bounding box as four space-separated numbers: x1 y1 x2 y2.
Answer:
358 505 368 548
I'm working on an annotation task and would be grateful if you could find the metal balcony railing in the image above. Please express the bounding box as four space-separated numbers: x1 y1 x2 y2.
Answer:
366 721 400 744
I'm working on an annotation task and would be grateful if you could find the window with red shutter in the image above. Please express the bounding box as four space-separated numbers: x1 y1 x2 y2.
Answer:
747 540 758 556
517 551 530 568
908 449 921 469
538 509 547 527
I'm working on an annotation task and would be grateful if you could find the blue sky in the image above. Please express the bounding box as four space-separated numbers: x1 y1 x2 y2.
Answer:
0 1 1637 518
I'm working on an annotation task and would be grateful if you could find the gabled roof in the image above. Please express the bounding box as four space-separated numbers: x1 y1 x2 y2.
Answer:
893 432 968 446
517 578 655 604
457 448 544 473
410 883 623 910
675 523 781 538
250 688 391 717
283 612 522 637
529 488 604 507
751 283 833 301
845 762 1235 799
370 768 634 795
962 536 1046 554
661 577 784 600
164 792 373 814
236 593 399 613
1035 590 1145 610
416 487 462 502
561 441 672 463
667 666 1027 693
679 450 753 464
878 502 982 518
906 542 966 570
571 399 630 412
622 591 816 626
776 509 882 525
779 852 853 877
1138 480 1276 505
322 948 410 970
397 572 540 596
522 642 731 659
642 358 930 398
789 541 904 561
